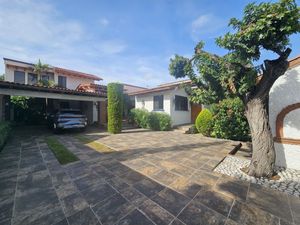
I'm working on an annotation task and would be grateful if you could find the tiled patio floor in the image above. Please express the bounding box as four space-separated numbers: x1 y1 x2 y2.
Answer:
0 127 299 225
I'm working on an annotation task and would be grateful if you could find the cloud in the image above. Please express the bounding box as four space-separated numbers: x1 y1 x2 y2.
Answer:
99 18 109 27
191 14 226 41
0 0 174 87
94 40 127 55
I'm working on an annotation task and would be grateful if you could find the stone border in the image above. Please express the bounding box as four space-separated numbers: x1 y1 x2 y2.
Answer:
214 155 300 197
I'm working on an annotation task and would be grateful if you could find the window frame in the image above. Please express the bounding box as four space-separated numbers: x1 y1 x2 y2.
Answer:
14 71 25 84
153 95 164 111
41 72 54 81
174 95 188 111
27 73 38 85
58 75 67 88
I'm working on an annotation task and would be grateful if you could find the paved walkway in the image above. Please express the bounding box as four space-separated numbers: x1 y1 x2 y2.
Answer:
0 128 299 225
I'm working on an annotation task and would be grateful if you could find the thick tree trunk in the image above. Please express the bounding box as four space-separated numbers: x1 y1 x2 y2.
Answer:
245 97 275 178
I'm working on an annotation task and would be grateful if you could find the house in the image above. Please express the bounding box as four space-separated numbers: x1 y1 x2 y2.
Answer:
269 55 300 170
128 80 202 126
0 58 107 125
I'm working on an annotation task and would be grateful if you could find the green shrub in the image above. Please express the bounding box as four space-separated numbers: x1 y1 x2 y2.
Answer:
195 108 213 136
107 83 124 134
148 112 172 131
0 121 12 151
129 109 172 131
211 98 250 141
130 108 150 128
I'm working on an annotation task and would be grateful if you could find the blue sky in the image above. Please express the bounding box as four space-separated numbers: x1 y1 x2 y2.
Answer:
0 0 299 87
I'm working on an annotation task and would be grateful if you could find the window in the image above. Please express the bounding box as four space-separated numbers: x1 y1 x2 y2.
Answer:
175 95 188 111
58 76 67 88
41 72 54 81
153 95 164 110
28 73 38 85
14 71 25 84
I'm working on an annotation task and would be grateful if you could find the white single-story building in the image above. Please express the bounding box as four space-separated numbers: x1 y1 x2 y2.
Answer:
269 55 300 170
128 80 202 126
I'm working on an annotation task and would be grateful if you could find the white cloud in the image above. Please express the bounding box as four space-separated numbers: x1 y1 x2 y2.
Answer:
99 18 109 27
191 14 226 40
94 40 127 55
0 0 174 87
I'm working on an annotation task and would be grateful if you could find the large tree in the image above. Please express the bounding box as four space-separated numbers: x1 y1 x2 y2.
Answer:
169 0 300 178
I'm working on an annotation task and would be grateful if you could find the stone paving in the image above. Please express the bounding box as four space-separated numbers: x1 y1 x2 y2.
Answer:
0 127 300 225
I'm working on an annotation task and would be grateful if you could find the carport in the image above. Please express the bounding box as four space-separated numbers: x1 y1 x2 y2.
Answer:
0 81 107 125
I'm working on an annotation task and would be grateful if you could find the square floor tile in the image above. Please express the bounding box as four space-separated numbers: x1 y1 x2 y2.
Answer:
92 193 134 225
61 192 89 217
193 190 234 217
151 188 190 216
229 200 280 225
133 178 165 198
116 209 154 225
178 202 226 225
67 207 100 225
139 199 174 225
247 183 292 222
81 183 117 206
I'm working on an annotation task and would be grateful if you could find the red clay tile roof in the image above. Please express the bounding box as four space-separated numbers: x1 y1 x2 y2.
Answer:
128 80 191 96
0 80 107 97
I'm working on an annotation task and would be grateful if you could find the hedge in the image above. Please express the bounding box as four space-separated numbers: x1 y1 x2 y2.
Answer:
211 98 250 141
0 121 12 151
107 83 124 134
129 108 149 128
129 108 172 131
195 108 213 136
148 112 172 131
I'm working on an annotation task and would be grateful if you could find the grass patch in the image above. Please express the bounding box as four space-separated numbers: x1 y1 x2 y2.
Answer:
74 135 114 153
45 136 79 165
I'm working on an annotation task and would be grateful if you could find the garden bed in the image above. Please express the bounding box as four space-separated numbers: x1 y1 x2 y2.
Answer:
214 155 300 197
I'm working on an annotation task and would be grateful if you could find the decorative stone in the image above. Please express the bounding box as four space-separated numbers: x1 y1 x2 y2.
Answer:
214 156 300 197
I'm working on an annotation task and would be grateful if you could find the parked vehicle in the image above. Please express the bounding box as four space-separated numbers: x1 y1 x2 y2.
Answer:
47 109 87 133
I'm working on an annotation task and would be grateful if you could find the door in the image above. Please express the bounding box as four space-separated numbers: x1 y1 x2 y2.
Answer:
191 103 202 123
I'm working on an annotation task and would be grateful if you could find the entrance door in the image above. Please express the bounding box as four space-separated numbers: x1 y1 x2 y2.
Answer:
191 103 202 123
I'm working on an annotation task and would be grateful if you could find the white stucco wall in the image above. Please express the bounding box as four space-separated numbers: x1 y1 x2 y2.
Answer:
283 109 300 139
4 66 94 90
269 64 300 169
169 88 191 126
134 87 191 126
135 90 172 115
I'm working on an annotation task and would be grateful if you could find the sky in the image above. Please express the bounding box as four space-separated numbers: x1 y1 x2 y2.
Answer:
0 0 299 88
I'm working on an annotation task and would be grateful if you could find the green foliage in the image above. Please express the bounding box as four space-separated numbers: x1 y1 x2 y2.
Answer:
34 59 49 76
216 0 300 60
37 79 55 87
211 98 250 141
169 0 300 105
130 108 172 131
11 96 29 109
0 122 11 151
0 74 4 81
195 109 213 136
10 96 46 124
148 112 172 131
130 108 149 128
107 83 124 134
45 136 78 165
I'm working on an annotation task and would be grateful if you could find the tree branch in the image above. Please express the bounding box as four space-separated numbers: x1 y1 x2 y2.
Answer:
249 48 291 100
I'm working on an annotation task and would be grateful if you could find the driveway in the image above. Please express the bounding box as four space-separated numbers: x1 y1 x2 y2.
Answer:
0 127 299 225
